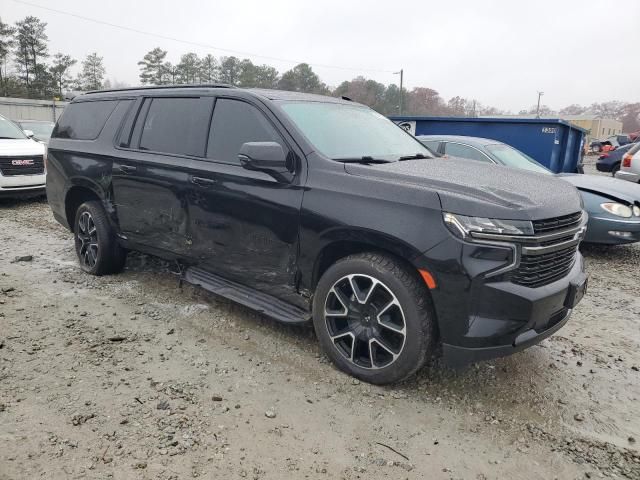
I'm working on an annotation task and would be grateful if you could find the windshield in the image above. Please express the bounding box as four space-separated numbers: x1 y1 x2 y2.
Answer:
0 116 27 139
279 101 432 161
19 121 54 139
486 144 551 175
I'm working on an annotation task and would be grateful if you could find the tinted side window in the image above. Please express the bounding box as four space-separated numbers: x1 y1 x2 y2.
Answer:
207 99 284 164
53 100 118 140
444 143 491 162
138 97 213 157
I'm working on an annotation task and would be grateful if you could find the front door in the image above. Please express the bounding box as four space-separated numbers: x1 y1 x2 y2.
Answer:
187 96 305 302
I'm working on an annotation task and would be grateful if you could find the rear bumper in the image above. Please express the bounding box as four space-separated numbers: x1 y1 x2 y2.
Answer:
615 170 640 184
596 161 613 172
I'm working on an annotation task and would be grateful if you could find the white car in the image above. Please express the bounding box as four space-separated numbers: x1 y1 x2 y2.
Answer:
0 114 46 198
615 142 640 184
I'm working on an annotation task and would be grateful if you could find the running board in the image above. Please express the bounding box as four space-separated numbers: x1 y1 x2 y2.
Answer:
184 267 310 324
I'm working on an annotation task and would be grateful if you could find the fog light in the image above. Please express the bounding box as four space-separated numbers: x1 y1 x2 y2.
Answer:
608 231 633 238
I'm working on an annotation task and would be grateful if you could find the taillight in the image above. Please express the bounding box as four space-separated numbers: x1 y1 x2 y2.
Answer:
622 153 632 168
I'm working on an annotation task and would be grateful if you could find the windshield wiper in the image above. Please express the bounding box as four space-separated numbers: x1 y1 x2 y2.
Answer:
334 156 394 164
399 153 429 161
0 136 21 139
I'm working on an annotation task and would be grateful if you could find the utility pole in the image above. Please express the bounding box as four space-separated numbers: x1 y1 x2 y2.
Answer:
394 69 404 115
536 91 544 118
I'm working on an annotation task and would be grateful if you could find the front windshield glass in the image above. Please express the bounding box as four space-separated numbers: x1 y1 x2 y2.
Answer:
486 144 551 174
19 121 54 139
0 116 27 139
279 101 432 161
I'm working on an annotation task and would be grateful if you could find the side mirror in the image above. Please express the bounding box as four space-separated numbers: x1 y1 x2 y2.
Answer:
23 129 35 138
238 142 291 174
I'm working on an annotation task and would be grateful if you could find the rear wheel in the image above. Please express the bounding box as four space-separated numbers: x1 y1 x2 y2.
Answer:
74 201 126 276
313 253 435 384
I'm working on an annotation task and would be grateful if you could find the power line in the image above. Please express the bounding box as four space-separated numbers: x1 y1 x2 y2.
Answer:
10 0 395 74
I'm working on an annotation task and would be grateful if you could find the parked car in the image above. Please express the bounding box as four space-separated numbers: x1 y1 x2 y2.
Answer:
615 142 640 184
47 86 587 384
596 141 638 175
0 113 46 198
590 134 632 153
418 135 640 245
15 119 55 144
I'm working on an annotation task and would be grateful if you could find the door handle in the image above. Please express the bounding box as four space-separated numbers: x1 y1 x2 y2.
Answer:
119 165 137 174
190 176 217 187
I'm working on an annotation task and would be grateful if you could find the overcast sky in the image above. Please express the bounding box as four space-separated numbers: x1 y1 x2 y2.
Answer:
4 0 640 111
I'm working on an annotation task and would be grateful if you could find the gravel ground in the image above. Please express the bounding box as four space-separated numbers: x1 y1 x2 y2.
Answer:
1 190 639 480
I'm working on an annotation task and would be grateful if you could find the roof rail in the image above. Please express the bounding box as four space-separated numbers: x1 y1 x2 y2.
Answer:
85 83 236 95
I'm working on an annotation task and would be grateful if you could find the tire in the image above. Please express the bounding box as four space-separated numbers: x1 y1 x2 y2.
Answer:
592 144 601 153
312 253 435 384
73 200 126 276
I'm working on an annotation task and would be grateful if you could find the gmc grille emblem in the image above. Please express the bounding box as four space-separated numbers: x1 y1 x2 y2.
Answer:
11 159 34 166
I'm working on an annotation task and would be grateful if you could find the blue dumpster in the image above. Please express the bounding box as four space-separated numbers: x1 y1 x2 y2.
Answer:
388 116 588 173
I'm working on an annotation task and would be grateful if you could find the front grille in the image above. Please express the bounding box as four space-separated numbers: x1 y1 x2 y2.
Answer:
0 155 45 176
512 245 577 288
532 211 582 234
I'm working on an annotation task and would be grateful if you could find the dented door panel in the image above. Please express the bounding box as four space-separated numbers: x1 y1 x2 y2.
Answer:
111 153 193 258
187 160 304 303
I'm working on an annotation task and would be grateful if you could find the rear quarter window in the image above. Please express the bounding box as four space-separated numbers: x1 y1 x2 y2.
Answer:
53 100 119 140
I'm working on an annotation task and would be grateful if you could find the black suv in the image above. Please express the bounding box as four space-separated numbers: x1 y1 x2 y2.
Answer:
46 85 588 384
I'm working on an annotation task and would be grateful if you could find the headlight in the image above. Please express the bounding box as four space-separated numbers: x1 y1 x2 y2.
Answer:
443 212 534 238
634 205 640 217
601 202 633 218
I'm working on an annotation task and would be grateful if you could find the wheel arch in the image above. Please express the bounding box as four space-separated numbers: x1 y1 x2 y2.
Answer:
309 230 429 291
64 183 107 232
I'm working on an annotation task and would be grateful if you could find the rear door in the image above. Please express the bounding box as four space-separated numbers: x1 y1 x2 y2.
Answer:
187 96 305 302
111 95 214 257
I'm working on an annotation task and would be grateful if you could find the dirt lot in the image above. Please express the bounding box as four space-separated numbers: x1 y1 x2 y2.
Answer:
1 186 639 479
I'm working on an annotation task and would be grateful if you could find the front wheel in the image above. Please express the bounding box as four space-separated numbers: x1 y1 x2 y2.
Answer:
74 201 126 276
312 253 436 384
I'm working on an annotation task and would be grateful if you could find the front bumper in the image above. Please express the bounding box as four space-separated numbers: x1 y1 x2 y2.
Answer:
416 219 587 367
441 259 586 367
0 172 46 198
584 214 640 245
615 170 640 184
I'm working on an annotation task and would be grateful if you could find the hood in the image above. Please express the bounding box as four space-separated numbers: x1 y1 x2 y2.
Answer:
557 173 640 204
345 158 583 220
0 138 45 156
